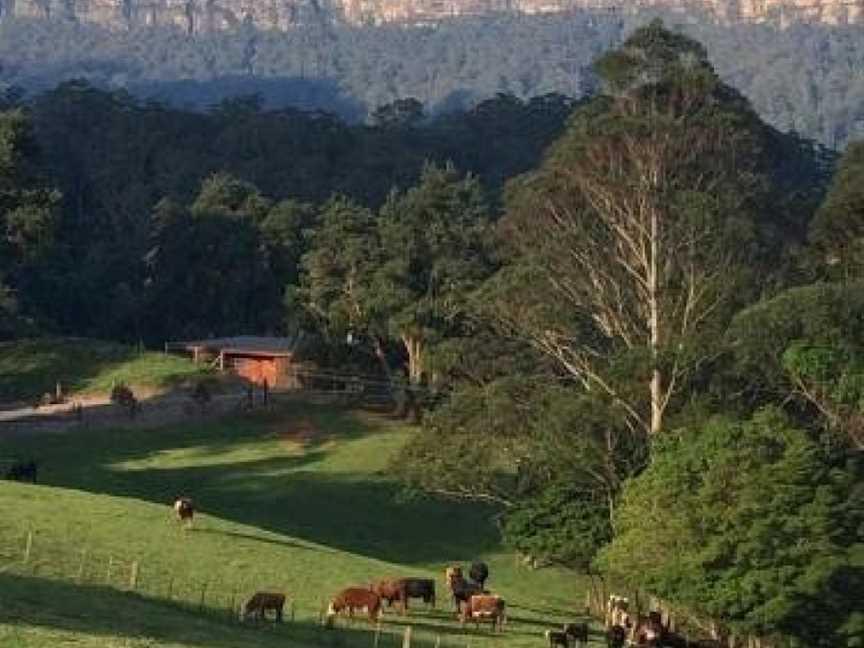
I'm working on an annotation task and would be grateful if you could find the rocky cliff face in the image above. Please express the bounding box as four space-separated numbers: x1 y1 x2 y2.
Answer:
1 0 861 31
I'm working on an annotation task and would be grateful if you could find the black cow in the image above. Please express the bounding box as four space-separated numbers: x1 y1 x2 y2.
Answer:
544 629 568 648
6 460 37 483
469 561 489 589
563 622 589 647
402 577 436 608
606 624 626 648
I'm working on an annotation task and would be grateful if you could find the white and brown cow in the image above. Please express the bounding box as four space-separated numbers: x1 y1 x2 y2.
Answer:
173 496 194 529
460 594 506 632
240 592 286 623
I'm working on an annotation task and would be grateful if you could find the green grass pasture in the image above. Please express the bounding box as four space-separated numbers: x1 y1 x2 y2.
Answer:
0 403 595 648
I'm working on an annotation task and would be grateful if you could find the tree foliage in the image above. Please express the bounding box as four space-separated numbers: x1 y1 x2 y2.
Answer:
0 108 59 338
807 141 864 281
492 20 774 437
595 408 864 646
725 282 864 450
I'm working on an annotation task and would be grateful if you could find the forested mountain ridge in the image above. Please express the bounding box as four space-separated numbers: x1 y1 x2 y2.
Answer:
1 9 863 148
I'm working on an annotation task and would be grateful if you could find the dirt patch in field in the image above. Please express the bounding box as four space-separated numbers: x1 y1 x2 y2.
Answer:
279 418 325 447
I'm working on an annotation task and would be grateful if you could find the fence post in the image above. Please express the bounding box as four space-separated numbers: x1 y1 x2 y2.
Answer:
229 588 237 620
402 627 412 648
167 577 174 601
434 635 441 648
373 620 382 648
199 582 208 611
23 531 33 565
77 549 88 583
290 599 296 622
129 561 139 590
106 556 114 584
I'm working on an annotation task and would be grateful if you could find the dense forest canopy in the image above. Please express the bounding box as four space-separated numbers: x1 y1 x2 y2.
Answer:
1 18 862 647
1 8 864 148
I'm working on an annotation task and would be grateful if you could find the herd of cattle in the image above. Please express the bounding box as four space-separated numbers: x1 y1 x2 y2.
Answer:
1 476 698 648
169 496 703 647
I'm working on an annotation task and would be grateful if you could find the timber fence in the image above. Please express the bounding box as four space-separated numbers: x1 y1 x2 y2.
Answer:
583 576 781 648
0 529 497 648
0 367 443 435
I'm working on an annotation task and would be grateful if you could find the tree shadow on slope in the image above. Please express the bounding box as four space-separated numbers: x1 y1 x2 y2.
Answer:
0 403 501 566
0 571 447 648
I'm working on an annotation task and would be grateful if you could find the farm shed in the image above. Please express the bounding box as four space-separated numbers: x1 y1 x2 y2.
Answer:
165 336 309 388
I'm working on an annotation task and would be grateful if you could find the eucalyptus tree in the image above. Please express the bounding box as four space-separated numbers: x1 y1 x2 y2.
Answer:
376 163 495 386
490 20 775 438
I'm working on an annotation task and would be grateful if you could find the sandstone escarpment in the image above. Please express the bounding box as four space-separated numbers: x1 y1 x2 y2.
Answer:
1 0 862 31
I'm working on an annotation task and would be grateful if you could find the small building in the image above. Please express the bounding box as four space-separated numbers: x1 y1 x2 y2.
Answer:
165 335 309 388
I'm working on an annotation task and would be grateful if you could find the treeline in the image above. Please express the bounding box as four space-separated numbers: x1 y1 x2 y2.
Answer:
2 20 862 646
2 9 864 148
0 82 573 342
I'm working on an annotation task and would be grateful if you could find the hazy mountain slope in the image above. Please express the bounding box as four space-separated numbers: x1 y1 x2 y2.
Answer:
1 10 862 147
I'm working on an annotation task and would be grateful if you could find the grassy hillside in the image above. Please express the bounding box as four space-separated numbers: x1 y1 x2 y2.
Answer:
0 403 593 648
0 338 212 402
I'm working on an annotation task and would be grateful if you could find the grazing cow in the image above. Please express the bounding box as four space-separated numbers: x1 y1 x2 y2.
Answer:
544 629 569 648
173 496 194 528
5 460 37 484
631 613 664 647
460 594 506 632
240 592 286 623
371 577 436 613
445 566 462 584
370 579 408 613
402 577 436 608
469 562 489 589
606 624 626 648
446 568 487 613
563 622 589 647
606 595 631 629
326 588 381 626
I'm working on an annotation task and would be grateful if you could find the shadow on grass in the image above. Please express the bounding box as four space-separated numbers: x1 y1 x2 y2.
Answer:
193 528 330 553
0 402 501 566
0 572 499 648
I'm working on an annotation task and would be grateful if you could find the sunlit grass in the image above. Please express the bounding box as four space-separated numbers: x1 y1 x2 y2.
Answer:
0 337 212 401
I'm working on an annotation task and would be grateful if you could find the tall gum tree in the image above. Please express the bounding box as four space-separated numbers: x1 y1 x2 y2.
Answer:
377 163 494 387
491 21 776 437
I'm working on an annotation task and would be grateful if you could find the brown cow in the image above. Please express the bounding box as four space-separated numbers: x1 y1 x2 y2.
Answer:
326 588 381 626
631 613 664 647
460 594 506 632
240 592 285 623
370 579 408 613
372 578 436 614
